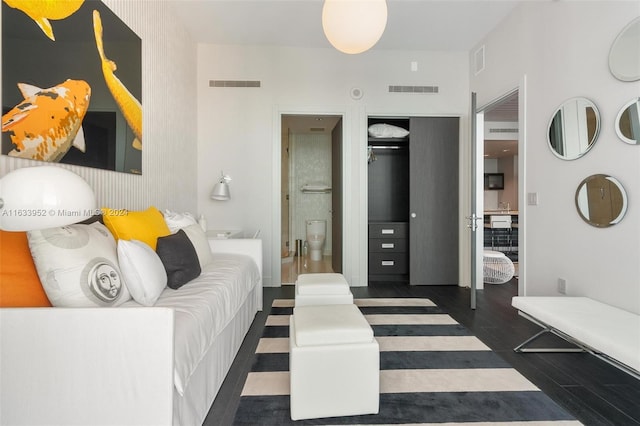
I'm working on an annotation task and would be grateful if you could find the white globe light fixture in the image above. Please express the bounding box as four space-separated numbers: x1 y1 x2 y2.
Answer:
322 0 387 54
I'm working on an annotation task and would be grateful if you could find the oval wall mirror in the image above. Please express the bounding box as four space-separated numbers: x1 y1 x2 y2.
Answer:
609 16 640 82
575 174 628 228
548 97 600 160
615 97 640 144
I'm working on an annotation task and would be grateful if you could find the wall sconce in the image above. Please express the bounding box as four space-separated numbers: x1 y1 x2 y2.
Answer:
0 166 96 231
210 172 231 201
322 0 387 54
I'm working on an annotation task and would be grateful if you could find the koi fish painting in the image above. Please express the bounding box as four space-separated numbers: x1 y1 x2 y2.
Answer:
93 9 142 150
2 0 84 41
2 80 91 162
2 0 142 174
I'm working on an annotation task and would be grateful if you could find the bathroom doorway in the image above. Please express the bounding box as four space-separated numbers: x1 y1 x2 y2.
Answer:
280 114 343 284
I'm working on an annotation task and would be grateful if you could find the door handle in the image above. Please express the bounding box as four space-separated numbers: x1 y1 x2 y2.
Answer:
465 213 482 231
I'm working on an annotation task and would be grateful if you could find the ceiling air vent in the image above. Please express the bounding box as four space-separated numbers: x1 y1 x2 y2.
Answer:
485 122 518 140
388 85 439 93
310 128 325 132
209 80 261 88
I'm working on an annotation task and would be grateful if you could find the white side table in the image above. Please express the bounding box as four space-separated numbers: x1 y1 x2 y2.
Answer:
206 229 243 239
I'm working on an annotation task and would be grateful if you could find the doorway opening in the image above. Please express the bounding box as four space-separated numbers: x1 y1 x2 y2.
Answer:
481 90 520 281
280 114 343 284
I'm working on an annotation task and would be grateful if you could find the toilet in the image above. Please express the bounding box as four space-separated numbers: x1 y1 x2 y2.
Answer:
306 220 326 261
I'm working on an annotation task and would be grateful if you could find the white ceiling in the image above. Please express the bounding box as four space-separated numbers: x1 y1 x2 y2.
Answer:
483 91 519 158
282 115 342 135
484 139 518 159
484 92 519 123
168 0 524 51
170 0 522 157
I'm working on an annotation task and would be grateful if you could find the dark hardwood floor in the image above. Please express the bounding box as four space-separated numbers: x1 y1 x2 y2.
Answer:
204 280 640 426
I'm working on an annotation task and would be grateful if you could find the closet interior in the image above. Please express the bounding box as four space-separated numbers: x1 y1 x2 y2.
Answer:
367 118 410 281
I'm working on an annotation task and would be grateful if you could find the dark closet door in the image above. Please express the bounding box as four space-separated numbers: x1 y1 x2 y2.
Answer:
409 117 459 285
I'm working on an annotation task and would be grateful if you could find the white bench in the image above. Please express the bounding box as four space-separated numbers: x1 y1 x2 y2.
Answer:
512 296 640 379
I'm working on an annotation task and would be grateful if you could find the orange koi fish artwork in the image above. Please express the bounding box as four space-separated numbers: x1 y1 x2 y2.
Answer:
2 0 84 41
2 79 91 162
93 9 142 150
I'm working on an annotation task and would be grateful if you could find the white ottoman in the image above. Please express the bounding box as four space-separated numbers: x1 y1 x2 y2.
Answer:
289 304 380 421
295 273 353 306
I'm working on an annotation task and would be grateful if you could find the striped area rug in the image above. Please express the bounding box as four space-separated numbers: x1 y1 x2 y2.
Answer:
233 298 581 425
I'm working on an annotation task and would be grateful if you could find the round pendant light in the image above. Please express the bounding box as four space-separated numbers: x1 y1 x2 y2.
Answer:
322 0 387 54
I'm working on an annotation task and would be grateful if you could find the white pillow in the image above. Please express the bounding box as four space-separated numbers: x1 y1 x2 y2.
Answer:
368 123 410 138
118 239 167 306
182 224 214 268
163 209 197 233
27 222 131 307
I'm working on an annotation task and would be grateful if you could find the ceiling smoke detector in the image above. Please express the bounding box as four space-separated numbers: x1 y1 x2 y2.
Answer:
350 87 364 100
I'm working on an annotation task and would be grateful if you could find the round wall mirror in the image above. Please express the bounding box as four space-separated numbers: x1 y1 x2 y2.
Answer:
575 174 628 228
609 16 640 82
615 97 640 144
548 97 600 160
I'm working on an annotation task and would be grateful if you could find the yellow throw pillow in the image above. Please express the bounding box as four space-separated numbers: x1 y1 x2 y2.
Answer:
102 206 170 250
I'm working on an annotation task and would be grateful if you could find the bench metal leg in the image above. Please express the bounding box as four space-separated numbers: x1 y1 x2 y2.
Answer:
514 311 640 380
514 328 585 353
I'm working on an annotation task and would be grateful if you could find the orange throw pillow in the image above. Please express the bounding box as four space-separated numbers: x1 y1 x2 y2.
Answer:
0 230 52 307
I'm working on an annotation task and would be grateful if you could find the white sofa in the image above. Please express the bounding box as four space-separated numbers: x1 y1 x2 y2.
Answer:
0 238 262 426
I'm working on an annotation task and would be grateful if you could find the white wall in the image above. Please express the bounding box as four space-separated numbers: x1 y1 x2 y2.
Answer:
197 45 469 286
1 0 198 213
499 155 518 211
471 2 640 314
483 156 517 211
